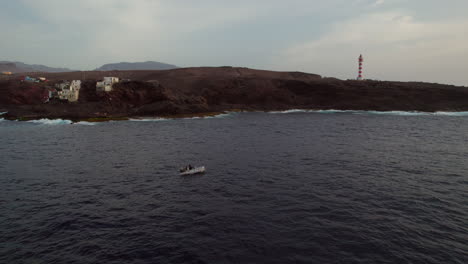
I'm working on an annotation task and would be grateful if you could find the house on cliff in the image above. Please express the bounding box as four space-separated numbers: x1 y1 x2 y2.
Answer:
55 80 81 102
96 77 119 92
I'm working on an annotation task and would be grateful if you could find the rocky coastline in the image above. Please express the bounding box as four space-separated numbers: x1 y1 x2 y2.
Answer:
1 67 468 122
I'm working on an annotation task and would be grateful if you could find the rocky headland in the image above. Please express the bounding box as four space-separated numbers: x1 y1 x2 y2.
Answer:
1 67 468 121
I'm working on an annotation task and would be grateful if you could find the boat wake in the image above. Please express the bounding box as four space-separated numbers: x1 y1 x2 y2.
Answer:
269 109 468 116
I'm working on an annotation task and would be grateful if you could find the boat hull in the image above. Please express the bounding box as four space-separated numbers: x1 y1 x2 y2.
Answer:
179 166 206 176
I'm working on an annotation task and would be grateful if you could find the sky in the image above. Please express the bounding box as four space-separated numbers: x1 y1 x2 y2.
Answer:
1 0 468 85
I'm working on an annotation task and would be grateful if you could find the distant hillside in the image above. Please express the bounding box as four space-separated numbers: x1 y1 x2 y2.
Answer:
95 61 178 71
0 63 18 72
0 61 74 73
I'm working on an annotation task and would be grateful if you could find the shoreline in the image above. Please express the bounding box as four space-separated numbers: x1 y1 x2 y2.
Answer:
3 108 468 123
3 67 468 122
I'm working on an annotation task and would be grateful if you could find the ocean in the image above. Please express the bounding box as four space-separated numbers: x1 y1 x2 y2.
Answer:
1 111 467 263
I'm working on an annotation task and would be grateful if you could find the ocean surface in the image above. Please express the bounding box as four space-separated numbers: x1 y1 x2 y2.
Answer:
1 111 467 264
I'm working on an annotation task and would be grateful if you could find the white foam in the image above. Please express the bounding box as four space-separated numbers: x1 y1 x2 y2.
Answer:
269 109 308 114
315 110 354 114
434 111 468 116
202 113 234 119
268 109 468 116
182 112 236 120
129 118 170 122
366 111 429 116
0 112 6 122
74 121 96 125
269 109 354 114
28 119 73 125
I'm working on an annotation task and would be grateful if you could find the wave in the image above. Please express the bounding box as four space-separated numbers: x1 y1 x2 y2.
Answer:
433 111 468 116
73 121 97 126
268 109 468 116
365 111 428 116
131 112 235 121
28 119 73 125
269 109 356 114
195 113 235 119
129 118 170 122
269 109 310 114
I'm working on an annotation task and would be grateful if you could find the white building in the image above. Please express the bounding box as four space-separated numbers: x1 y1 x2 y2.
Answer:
58 80 81 102
96 77 119 92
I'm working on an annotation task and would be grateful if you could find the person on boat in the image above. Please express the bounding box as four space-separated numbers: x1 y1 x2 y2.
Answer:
188 164 193 170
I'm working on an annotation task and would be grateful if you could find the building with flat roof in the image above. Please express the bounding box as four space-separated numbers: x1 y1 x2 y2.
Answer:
96 77 119 92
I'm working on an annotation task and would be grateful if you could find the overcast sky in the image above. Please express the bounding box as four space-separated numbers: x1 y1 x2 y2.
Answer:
1 0 468 85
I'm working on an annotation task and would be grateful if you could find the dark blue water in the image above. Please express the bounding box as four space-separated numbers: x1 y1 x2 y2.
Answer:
1 112 467 264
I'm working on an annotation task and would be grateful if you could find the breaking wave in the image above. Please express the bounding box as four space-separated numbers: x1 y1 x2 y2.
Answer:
0 112 6 121
129 118 170 122
130 112 235 121
190 113 235 119
433 111 468 116
28 119 73 125
73 121 97 126
269 109 468 116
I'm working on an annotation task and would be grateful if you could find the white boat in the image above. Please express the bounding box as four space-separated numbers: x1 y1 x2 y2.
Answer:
179 166 206 176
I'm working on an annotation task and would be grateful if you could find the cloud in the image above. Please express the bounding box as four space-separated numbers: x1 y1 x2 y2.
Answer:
2 0 468 85
5 0 266 68
372 0 385 6
274 11 468 85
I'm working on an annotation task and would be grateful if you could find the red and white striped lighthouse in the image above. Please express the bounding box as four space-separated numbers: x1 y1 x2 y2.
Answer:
357 54 364 80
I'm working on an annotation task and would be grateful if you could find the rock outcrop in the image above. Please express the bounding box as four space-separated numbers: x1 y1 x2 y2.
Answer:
1 67 468 120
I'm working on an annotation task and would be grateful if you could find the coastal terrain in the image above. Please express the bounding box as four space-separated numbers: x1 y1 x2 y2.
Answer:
1 67 468 121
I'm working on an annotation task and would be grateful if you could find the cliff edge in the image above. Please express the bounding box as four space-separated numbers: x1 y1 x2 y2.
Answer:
1 67 468 120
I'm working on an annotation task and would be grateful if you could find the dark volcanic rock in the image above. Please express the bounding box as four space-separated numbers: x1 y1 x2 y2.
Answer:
0 81 48 105
1 67 468 120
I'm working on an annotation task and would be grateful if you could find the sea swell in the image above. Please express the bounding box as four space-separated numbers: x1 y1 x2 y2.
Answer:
2 113 467 264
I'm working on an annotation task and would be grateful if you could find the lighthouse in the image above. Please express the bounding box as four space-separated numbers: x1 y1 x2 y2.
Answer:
357 54 364 80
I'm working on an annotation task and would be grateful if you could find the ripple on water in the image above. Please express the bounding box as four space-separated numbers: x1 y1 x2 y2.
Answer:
0 112 467 264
